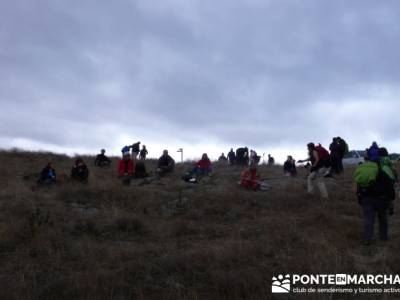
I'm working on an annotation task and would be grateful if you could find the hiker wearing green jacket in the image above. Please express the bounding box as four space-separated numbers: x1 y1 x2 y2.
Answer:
378 147 398 215
354 156 396 245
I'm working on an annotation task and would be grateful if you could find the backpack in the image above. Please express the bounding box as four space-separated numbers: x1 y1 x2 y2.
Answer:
380 157 397 182
315 144 329 160
338 138 349 156
121 146 130 154
354 161 379 187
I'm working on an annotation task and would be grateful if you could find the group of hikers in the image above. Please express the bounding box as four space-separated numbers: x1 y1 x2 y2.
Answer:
35 138 398 245
219 148 275 166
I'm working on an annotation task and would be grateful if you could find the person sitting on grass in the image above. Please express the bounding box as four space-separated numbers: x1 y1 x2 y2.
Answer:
157 150 175 176
38 162 57 185
240 164 261 190
118 152 135 185
192 153 212 176
95 149 111 166
134 161 148 178
71 158 89 183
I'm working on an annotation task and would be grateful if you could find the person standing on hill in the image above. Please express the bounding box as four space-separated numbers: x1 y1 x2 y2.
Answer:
267 154 275 166
354 155 396 245
139 145 148 160
131 141 141 161
283 156 297 176
227 148 236 165
250 150 260 166
298 143 330 199
329 138 342 174
236 147 249 165
367 142 379 162
378 147 398 215
336 137 348 172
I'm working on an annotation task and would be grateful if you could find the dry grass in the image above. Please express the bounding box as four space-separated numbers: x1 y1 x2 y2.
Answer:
0 149 399 300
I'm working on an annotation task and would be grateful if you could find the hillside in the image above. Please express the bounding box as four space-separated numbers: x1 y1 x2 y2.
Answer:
0 150 399 300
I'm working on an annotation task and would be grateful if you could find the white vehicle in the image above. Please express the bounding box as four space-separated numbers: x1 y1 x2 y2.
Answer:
343 150 365 166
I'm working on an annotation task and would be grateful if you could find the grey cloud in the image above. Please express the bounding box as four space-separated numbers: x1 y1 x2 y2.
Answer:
1 0 400 154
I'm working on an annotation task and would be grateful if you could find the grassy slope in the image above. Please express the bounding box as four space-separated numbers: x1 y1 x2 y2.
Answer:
0 150 399 300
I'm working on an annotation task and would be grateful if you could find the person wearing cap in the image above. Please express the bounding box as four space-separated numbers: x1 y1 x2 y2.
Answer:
95 149 111 166
157 150 175 176
71 158 89 183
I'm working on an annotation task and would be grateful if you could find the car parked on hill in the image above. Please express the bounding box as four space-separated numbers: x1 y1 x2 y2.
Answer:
343 150 365 166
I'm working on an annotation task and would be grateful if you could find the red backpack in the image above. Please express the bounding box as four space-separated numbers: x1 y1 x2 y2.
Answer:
315 144 329 160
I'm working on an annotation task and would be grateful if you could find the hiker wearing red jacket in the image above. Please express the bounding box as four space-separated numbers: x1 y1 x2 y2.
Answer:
118 153 135 184
298 143 329 198
241 165 260 190
192 153 212 176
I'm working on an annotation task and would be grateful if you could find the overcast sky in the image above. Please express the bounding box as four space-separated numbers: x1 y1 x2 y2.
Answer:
1 0 400 162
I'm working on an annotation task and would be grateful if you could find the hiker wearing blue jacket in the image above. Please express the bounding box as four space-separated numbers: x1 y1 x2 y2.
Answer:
367 142 379 162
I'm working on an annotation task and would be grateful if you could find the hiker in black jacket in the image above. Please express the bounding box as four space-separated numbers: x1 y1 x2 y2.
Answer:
157 150 175 176
236 147 249 166
227 148 236 165
337 137 348 172
283 156 297 176
38 163 56 185
139 145 148 160
131 141 141 161
95 149 111 166
71 158 89 183
329 138 342 174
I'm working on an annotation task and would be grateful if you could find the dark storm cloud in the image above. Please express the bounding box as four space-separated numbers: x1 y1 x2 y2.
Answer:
1 0 400 155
